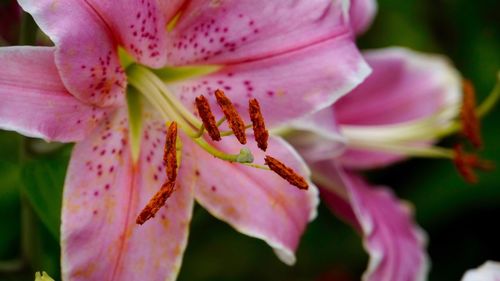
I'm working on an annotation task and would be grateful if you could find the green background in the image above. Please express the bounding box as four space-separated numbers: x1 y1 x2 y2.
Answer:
0 0 499 280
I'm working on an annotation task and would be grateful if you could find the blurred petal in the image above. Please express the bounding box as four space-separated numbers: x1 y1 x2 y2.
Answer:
19 0 126 107
166 0 350 65
316 161 429 281
187 136 319 265
337 47 461 126
462 261 500 281
0 46 106 142
62 108 194 281
336 47 461 169
287 108 347 162
349 0 377 35
171 36 370 128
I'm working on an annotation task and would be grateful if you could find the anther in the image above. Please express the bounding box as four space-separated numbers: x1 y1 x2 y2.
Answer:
461 80 482 148
136 181 176 225
214 89 247 144
195 95 221 141
264 155 309 190
249 98 269 151
453 144 493 184
165 122 178 181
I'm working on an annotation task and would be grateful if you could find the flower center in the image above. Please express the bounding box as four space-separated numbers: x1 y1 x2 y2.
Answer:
120 56 310 224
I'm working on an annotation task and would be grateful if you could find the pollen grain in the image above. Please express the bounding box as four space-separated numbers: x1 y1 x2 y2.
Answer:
214 89 247 144
249 98 269 151
195 95 221 141
265 155 308 190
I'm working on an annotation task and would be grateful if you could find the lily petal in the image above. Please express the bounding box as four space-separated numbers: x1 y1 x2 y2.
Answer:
287 108 347 162
186 136 319 265
166 0 351 65
0 46 106 142
461 261 500 281
316 161 429 281
61 108 194 281
337 47 461 126
337 48 461 169
349 0 377 35
85 0 168 67
19 0 126 107
170 36 370 128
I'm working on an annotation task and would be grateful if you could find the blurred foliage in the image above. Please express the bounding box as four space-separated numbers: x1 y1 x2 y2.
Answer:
0 0 499 280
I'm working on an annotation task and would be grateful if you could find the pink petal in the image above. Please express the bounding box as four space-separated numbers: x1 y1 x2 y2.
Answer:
316 161 429 281
166 0 351 65
158 0 186 22
85 0 168 67
185 136 319 265
0 46 107 142
336 48 461 169
61 109 194 281
19 0 127 107
288 108 347 162
349 0 377 35
171 35 370 128
462 261 500 281
336 47 461 126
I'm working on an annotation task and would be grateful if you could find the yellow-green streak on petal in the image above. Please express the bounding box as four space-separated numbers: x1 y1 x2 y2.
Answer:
152 65 222 83
118 47 136 69
35 271 55 281
167 10 183 32
127 86 143 163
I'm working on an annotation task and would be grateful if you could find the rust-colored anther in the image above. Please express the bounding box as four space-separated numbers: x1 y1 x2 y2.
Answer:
264 155 309 190
164 122 178 182
249 98 269 151
214 89 247 144
136 181 176 225
453 144 494 184
195 95 221 141
461 80 482 148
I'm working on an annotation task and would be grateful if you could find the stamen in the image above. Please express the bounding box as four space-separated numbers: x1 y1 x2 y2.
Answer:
165 122 178 181
453 144 494 184
195 95 221 141
249 98 269 151
136 181 176 225
461 80 482 148
214 89 247 144
264 155 309 190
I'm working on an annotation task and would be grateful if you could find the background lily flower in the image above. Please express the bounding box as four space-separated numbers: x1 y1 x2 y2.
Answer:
280 0 496 278
461 261 500 281
0 0 371 280
287 47 461 281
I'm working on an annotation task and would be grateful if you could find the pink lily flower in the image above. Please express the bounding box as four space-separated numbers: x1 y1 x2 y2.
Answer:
461 261 500 281
284 1 472 279
0 0 370 280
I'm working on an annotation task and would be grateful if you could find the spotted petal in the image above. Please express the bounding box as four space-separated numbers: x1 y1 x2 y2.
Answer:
170 36 370 128
19 0 126 107
461 261 500 281
61 108 194 281
315 161 429 281
85 0 168 67
185 136 319 265
0 46 106 142
338 48 461 169
166 0 351 65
